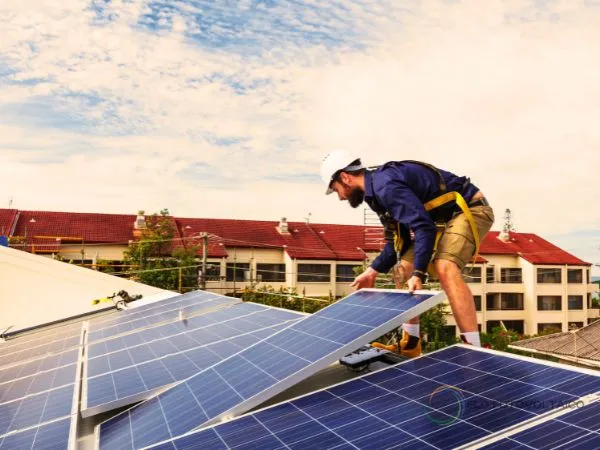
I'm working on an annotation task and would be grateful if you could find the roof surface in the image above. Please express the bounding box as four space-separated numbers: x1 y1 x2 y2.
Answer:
480 231 590 266
0 208 591 265
511 320 600 362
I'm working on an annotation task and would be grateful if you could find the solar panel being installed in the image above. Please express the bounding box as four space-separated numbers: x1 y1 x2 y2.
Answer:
143 345 600 450
82 303 302 417
96 289 446 449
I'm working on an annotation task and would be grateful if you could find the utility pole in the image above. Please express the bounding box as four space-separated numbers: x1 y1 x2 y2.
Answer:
200 232 208 290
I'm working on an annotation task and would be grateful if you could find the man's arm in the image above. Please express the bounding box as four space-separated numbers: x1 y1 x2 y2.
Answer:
379 182 437 291
351 241 397 290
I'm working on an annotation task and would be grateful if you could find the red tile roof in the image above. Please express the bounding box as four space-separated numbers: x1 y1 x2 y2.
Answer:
11 210 136 243
175 218 337 260
0 209 18 236
0 209 590 266
480 232 590 266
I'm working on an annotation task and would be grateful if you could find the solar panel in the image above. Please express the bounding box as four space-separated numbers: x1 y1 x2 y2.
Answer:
87 291 238 343
0 348 79 385
86 301 266 361
0 416 73 449
0 326 83 370
475 398 600 449
0 322 83 358
82 304 302 416
96 289 446 449
142 345 600 450
0 324 83 449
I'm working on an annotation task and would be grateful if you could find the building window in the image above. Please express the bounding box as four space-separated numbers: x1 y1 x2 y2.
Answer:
501 268 522 283
486 293 523 310
464 267 481 283
204 263 221 281
537 295 562 311
486 267 495 283
256 264 286 282
567 269 583 284
226 263 250 282
298 264 331 282
537 268 561 283
568 322 584 330
487 320 524 334
538 323 562 334
568 295 583 310
586 269 590 284
336 264 361 283
473 295 481 311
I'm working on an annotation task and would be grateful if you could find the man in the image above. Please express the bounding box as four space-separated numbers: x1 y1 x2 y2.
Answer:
321 150 494 357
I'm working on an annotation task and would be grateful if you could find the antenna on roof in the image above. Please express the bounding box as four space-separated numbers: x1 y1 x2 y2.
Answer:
305 212 311 224
498 208 516 243
8 197 13 208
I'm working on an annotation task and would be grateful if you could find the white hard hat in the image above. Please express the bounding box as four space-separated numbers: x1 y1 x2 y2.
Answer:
320 150 364 195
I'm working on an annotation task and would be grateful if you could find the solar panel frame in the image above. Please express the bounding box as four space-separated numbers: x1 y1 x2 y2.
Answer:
81 305 303 417
95 288 447 449
142 344 600 450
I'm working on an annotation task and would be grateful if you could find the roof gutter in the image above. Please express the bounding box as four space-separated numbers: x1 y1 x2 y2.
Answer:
508 345 600 369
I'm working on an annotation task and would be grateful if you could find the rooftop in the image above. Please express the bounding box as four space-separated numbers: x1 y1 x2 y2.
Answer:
0 208 591 266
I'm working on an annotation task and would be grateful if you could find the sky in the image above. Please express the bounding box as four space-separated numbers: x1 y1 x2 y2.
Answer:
1 0 599 273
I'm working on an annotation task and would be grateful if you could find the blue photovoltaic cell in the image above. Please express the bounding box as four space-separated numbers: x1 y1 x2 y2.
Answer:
98 290 443 449
144 346 600 450
0 363 77 403
0 322 82 359
0 416 72 449
84 307 300 414
0 348 79 385
87 291 236 343
0 384 74 437
0 330 82 370
480 401 600 450
87 302 284 361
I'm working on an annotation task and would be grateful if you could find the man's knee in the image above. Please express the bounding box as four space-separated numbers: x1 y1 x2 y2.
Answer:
433 259 461 284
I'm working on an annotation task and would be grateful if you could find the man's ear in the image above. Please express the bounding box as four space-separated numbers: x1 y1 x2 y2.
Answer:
338 171 351 186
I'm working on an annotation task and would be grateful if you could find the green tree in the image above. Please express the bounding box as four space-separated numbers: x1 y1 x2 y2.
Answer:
123 209 199 292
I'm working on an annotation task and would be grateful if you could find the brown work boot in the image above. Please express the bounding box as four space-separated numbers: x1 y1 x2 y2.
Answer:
399 331 422 358
372 331 422 358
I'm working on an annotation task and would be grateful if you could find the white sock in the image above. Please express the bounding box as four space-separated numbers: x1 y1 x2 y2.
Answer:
461 332 481 347
403 323 420 337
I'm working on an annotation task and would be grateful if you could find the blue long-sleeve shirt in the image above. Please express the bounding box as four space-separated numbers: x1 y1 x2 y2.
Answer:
365 161 480 274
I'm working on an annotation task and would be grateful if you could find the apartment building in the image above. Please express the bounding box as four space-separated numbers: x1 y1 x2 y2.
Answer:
1 208 598 336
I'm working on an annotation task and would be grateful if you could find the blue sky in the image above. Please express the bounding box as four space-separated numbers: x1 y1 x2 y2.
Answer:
1 0 599 273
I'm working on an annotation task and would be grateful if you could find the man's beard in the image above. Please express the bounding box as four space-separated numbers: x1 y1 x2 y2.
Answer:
348 186 365 208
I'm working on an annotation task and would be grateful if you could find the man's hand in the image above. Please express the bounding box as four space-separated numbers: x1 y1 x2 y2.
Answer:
407 275 423 293
351 267 379 290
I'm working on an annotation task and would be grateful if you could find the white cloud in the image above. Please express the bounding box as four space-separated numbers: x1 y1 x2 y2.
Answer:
1 0 599 269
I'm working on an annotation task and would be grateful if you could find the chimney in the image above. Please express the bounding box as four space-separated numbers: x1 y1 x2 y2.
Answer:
278 217 289 234
133 211 147 239
134 211 147 230
497 230 510 243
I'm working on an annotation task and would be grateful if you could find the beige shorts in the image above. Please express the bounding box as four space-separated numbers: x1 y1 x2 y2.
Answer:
400 205 495 272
